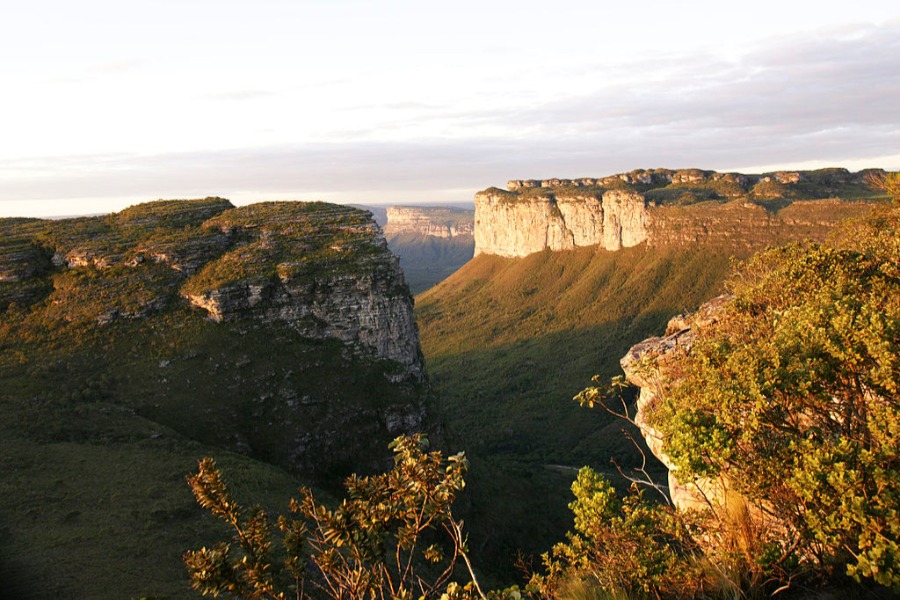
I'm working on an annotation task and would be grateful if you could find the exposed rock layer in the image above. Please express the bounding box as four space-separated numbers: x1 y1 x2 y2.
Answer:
384 206 474 239
620 295 733 512
476 168 885 257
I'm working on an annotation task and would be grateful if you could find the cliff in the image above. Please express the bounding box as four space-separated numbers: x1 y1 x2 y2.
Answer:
383 205 474 239
474 188 648 256
475 167 887 257
382 206 475 294
0 198 443 596
620 295 734 513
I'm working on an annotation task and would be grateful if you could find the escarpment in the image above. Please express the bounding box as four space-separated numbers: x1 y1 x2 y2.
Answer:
474 188 649 257
475 167 887 257
384 206 474 239
0 198 430 478
382 205 476 294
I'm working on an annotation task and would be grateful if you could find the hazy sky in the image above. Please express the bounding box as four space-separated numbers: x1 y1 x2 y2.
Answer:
1 0 899 217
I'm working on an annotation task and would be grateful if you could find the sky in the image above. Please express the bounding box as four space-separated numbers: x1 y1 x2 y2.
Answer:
1 0 899 217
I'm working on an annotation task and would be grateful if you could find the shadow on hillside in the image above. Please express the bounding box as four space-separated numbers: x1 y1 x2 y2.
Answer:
427 316 674 587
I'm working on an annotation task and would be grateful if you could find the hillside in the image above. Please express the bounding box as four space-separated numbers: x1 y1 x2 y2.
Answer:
0 199 432 598
383 206 475 294
416 168 889 581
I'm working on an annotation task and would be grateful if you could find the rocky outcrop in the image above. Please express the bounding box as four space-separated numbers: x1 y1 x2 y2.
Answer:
474 188 649 257
383 206 474 239
2 199 426 382
1 198 434 479
177 202 424 380
476 168 886 257
620 294 733 512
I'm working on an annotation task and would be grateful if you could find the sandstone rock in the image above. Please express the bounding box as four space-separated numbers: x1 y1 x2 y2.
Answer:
620 295 732 512
473 188 649 257
181 203 426 381
383 206 474 239
475 168 883 257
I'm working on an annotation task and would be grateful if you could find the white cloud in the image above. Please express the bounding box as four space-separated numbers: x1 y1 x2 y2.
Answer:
1 5 899 217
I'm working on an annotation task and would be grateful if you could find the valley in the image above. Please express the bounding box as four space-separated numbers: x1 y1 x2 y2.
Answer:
0 166 894 597
382 205 475 294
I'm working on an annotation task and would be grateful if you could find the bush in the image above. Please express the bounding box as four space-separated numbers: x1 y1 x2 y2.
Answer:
647 206 900 591
184 434 489 600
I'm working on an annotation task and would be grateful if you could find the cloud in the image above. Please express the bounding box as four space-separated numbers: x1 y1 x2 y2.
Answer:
3 20 899 217
89 59 144 75
204 89 279 101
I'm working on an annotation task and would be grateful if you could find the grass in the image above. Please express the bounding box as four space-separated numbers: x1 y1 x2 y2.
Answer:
416 244 744 583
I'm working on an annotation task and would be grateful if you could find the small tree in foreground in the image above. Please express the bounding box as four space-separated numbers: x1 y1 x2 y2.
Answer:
184 434 488 600
531 468 706 599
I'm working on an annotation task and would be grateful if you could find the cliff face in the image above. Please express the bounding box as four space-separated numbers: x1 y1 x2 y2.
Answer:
383 206 474 239
475 168 886 257
177 203 424 379
474 189 649 257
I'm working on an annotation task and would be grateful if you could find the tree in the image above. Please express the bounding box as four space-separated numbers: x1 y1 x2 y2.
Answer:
865 169 900 205
184 434 488 600
531 468 704 599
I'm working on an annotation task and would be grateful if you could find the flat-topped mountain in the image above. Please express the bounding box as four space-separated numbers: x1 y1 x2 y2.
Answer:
0 198 433 597
383 205 475 238
382 205 475 294
476 167 887 257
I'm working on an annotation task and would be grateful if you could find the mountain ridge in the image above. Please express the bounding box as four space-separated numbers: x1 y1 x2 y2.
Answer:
475 167 887 257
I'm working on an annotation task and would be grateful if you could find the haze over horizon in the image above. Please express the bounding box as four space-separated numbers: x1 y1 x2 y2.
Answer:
2 0 899 218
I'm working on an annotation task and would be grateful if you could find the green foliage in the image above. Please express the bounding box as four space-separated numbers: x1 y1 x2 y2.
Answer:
185 435 488 600
646 207 900 591
532 468 703 599
182 202 383 296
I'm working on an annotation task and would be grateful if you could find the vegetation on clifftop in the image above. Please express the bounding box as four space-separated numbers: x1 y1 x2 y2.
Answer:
492 167 890 210
0 198 428 598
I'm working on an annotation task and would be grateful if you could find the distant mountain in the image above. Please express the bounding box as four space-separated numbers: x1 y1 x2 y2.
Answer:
382 205 475 294
0 198 433 598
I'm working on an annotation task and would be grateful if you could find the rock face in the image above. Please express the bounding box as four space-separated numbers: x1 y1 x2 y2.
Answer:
474 188 649 257
383 206 474 239
476 168 886 257
382 206 476 294
179 202 424 380
620 295 733 513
